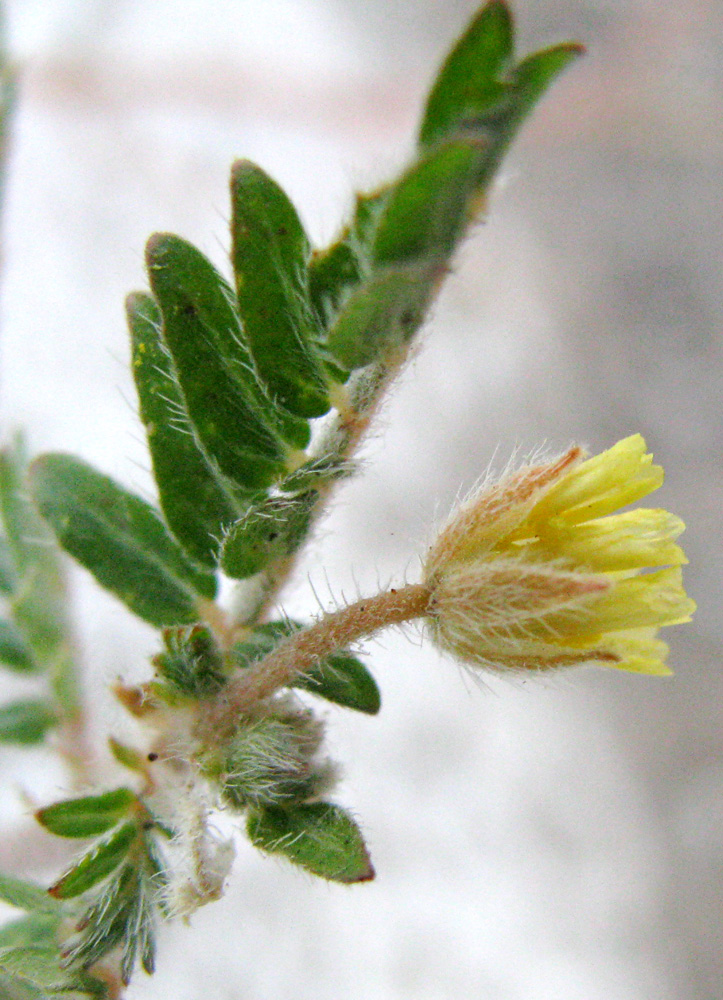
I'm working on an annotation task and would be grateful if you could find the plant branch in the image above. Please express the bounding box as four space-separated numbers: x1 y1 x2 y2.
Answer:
205 581 432 734
240 346 415 629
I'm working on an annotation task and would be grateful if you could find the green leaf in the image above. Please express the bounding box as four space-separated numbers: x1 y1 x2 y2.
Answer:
220 492 315 580
37 788 137 839
0 945 74 990
230 160 331 418
145 233 293 490
61 838 164 984
247 802 374 883
326 263 433 370
0 441 71 664
108 737 146 774
372 140 485 266
419 0 514 148
0 914 60 951
0 873 61 915
418 3 583 192
0 537 16 594
31 454 216 628
509 42 584 123
49 823 138 899
0 620 36 672
126 291 242 568
0 943 107 997
308 186 389 333
297 650 380 715
0 700 56 745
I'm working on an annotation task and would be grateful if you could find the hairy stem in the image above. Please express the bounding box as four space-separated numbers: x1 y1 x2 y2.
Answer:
240 349 411 629
205 581 432 734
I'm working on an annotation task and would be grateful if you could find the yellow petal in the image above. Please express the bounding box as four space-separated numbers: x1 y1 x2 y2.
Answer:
551 566 696 637
601 627 673 676
526 435 664 527
527 508 687 572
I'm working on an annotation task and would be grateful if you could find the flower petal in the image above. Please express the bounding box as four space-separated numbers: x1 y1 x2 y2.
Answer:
525 508 687 572
525 434 664 527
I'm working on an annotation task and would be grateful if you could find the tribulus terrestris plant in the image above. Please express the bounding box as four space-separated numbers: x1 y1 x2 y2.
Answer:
0 3 694 997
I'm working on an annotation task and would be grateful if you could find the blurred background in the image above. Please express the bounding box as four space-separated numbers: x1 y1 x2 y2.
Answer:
0 1 721 998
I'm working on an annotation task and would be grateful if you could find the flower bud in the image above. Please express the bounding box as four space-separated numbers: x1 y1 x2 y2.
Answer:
424 435 694 675
212 700 336 810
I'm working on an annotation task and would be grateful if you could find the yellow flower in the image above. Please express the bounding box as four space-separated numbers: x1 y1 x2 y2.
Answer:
424 435 694 675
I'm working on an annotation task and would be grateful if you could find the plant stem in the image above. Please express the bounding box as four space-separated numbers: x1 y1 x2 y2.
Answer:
239 350 410 629
204 581 432 733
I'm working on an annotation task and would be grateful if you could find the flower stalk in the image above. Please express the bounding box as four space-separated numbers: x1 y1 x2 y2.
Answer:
203 583 432 734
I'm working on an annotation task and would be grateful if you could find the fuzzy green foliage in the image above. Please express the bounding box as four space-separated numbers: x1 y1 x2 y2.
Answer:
0 438 81 749
0 1 584 991
214 706 330 809
29 0 580 621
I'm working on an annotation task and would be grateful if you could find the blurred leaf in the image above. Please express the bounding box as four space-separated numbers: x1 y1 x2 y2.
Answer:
0 914 60 950
0 945 74 990
0 700 56 745
0 619 36 672
49 823 137 899
31 454 216 628
62 854 162 985
0 441 71 663
0 972 44 1000
126 292 242 569
0 943 107 997
326 263 433 370
37 788 137 839
220 493 314 580
509 42 584 123
419 0 513 148
0 873 61 915
247 802 374 883
146 234 293 489
230 159 330 418
372 140 484 265
108 737 146 773
0 537 16 594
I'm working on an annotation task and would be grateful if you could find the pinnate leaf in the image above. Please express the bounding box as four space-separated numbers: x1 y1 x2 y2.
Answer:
31 454 216 627
0 620 36 672
146 233 292 489
0 700 56 745
230 159 331 418
49 822 138 899
126 291 241 569
37 788 137 839
419 0 514 148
